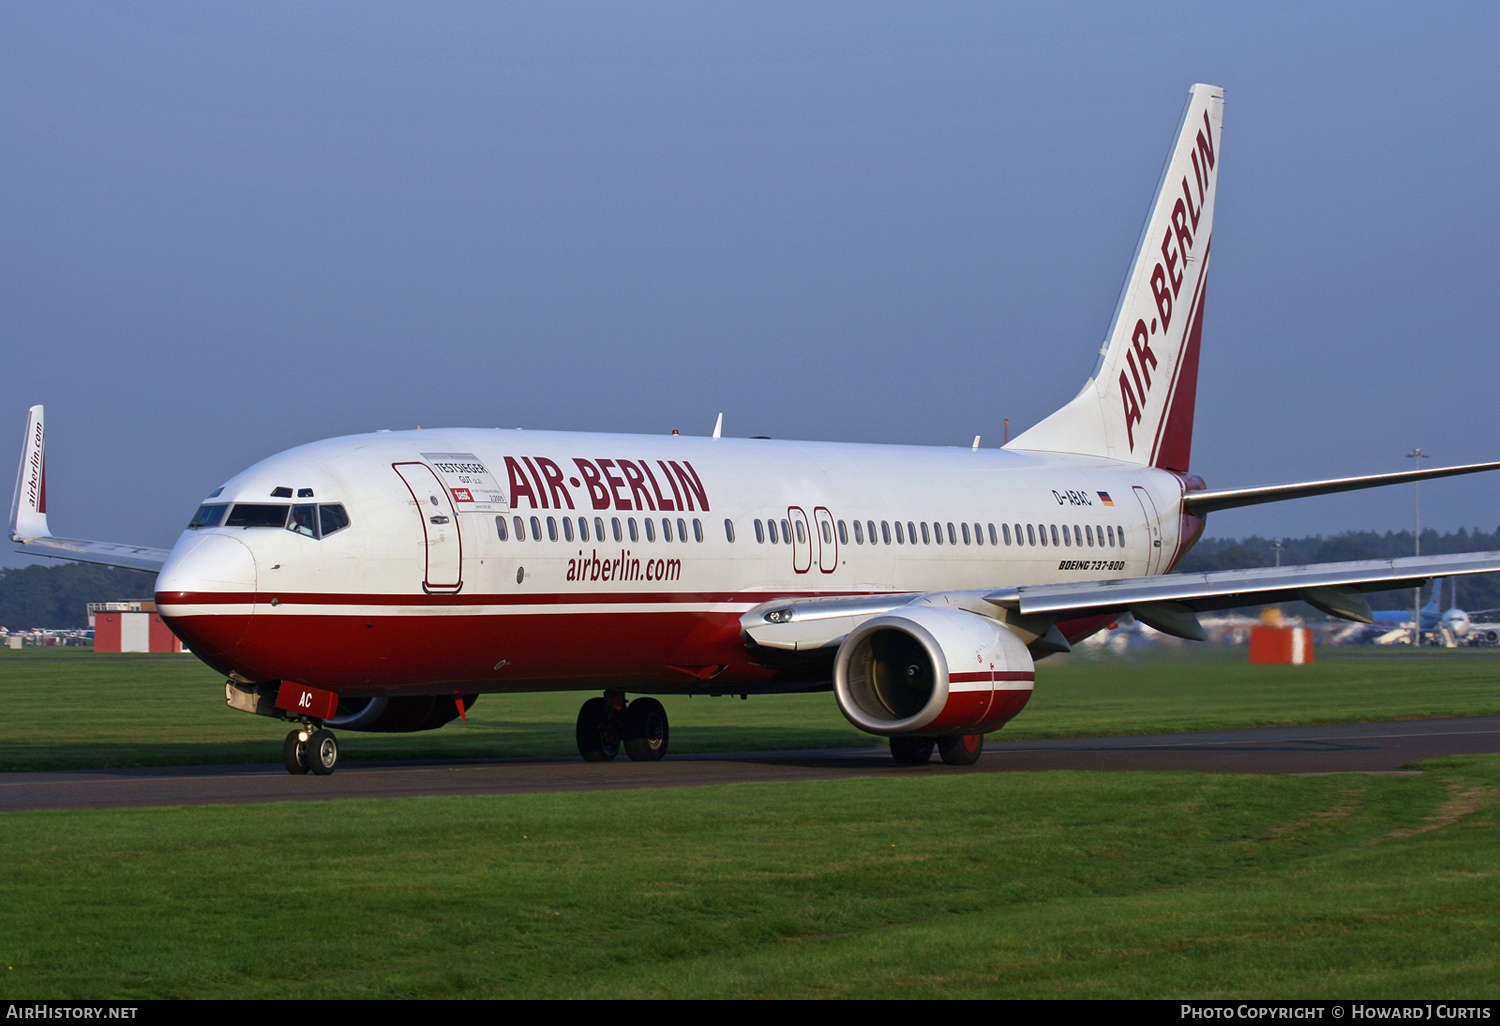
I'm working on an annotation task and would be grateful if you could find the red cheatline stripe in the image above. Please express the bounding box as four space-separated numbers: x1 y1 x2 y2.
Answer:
155 588 904 608
948 671 1034 683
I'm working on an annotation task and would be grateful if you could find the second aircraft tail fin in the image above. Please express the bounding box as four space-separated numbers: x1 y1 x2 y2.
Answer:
1009 83 1224 472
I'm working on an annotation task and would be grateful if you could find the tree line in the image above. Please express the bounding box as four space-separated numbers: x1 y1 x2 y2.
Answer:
0 563 157 630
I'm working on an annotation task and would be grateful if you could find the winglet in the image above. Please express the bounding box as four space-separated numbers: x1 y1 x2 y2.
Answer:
9 405 170 572
10 405 48 541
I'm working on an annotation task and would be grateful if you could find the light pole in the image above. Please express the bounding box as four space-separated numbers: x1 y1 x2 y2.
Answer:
1407 448 1427 646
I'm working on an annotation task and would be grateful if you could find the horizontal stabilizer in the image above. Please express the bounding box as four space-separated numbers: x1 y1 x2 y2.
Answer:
1184 461 1500 515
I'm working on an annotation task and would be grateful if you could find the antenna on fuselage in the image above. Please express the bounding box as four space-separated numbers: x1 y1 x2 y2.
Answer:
712 413 723 439
972 436 981 450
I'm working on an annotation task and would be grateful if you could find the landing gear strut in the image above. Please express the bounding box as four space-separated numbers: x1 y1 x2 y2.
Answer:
282 723 340 775
575 693 670 762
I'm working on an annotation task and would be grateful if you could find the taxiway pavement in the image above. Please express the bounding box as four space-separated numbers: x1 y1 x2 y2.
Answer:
3 715 1498 812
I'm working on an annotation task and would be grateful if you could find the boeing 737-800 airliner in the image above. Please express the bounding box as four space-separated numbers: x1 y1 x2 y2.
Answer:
13 84 1500 774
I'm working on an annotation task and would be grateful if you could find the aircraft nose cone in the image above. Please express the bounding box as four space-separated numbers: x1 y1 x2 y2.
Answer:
155 533 257 598
154 534 258 673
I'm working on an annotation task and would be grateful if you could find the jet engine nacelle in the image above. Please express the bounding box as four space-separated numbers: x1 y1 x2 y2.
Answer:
328 694 477 733
832 606 1035 736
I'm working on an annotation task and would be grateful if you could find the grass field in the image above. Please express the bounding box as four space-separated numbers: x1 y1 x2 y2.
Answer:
1 757 1497 998
1 646 1497 999
3 644 1499 770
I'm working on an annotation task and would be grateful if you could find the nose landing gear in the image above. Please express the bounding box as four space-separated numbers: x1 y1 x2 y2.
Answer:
282 723 340 775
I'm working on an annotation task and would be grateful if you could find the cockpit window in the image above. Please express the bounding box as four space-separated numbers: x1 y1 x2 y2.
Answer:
288 505 317 537
319 504 351 537
226 504 291 528
188 504 228 529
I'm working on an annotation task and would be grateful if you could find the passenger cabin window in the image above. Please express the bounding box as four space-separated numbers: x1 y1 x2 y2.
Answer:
495 516 508 541
514 516 526 541
724 519 736 543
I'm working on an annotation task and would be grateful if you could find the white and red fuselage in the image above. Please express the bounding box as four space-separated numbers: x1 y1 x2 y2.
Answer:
17 85 1500 768
154 429 1198 724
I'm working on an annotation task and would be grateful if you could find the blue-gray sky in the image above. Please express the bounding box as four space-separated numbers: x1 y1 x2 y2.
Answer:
4 2 1498 570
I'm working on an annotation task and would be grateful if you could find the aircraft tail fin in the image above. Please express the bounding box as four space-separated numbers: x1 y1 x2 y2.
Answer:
10 405 47 541
1009 83 1224 471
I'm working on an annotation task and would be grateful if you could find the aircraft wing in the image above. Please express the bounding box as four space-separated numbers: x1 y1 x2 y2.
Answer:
10 405 170 574
984 552 1500 628
744 552 1500 650
10 534 169 573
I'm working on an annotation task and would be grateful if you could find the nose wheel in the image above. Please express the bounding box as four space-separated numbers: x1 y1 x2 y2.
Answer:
283 725 340 775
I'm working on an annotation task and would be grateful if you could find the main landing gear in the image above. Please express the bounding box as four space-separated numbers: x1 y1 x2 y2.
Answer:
575 692 669 762
283 724 340 775
889 733 984 767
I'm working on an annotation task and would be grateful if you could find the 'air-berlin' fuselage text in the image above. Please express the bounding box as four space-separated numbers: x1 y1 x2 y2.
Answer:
1119 109 1215 451
502 457 710 513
